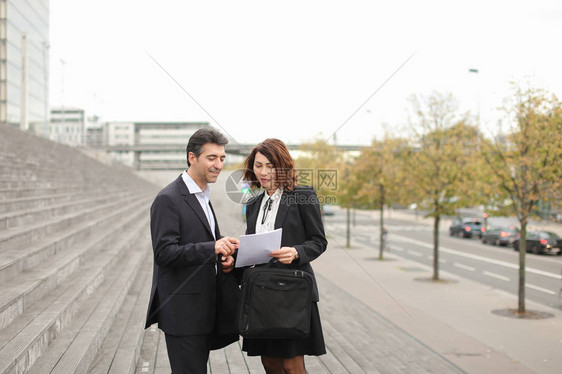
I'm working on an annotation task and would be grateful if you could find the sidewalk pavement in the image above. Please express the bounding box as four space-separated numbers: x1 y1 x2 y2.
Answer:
138 216 561 374
316 209 562 374
136 173 562 373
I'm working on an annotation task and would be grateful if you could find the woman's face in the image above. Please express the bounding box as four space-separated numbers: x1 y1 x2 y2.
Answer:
253 152 277 192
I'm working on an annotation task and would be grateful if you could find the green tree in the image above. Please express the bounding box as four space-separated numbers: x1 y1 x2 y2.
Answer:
295 139 353 246
294 139 344 204
352 136 408 259
482 83 562 314
405 92 483 280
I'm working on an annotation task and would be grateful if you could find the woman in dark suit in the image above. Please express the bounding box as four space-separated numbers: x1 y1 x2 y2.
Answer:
242 138 327 374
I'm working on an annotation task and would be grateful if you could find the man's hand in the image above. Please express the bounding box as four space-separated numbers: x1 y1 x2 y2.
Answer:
221 255 235 273
215 237 239 257
269 246 299 264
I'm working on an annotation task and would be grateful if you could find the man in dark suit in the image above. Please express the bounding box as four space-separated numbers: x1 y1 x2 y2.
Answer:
145 128 239 373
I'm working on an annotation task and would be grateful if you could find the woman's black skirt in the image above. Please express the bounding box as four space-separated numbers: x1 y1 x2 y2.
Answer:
242 302 326 358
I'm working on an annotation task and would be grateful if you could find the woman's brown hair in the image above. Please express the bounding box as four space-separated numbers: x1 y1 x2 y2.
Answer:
243 138 297 191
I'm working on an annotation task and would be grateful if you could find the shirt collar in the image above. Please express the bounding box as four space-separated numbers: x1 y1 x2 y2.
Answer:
182 170 211 198
264 188 283 202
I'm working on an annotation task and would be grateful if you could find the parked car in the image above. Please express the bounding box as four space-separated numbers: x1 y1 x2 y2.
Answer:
481 225 519 246
321 204 335 216
512 231 562 255
449 217 484 238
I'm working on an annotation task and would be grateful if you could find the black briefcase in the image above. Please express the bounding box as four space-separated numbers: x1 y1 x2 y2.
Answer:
237 267 313 339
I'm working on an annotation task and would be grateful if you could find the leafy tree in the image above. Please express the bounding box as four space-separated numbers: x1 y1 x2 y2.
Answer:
404 92 483 280
482 83 562 314
352 136 408 259
295 139 354 246
294 139 344 204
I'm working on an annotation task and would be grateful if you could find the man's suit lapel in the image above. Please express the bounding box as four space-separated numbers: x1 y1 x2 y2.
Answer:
209 201 220 239
176 177 215 239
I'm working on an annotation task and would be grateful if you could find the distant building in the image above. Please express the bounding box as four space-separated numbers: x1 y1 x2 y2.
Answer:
105 121 210 168
0 0 50 134
84 115 106 148
85 126 105 147
49 107 85 146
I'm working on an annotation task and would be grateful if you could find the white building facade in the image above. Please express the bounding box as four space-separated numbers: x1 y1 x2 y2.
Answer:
105 121 210 168
0 0 50 134
49 107 85 146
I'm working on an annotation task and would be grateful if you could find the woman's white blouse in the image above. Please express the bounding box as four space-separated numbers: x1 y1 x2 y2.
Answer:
255 188 283 233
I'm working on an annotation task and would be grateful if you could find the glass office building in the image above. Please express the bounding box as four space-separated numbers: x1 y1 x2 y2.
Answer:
0 0 49 134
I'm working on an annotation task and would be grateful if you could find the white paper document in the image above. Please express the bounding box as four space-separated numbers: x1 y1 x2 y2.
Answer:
235 228 283 267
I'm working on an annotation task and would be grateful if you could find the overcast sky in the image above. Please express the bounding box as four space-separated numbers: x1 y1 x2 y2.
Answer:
49 0 562 145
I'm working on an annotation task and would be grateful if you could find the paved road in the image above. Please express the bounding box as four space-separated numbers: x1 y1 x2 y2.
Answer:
325 209 562 310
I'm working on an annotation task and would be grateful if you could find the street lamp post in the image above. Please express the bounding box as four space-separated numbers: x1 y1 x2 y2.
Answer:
42 41 50 138
468 68 480 124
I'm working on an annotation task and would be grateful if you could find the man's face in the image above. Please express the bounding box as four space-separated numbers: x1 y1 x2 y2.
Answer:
189 143 226 185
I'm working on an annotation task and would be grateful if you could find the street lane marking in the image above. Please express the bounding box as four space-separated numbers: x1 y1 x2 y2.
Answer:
393 235 561 280
483 271 510 281
428 256 446 263
391 245 404 252
407 250 423 257
454 263 476 271
525 283 556 295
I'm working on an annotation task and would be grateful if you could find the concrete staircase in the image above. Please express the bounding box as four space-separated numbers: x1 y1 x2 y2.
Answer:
0 125 158 374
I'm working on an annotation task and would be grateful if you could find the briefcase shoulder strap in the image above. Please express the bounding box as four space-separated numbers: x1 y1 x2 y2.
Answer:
243 267 312 281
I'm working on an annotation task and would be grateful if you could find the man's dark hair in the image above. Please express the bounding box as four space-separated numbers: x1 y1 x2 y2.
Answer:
186 127 229 166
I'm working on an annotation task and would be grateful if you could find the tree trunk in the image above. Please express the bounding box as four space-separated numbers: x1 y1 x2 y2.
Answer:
346 206 351 248
379 185 385 260
433 215 440 280
518 219 527 313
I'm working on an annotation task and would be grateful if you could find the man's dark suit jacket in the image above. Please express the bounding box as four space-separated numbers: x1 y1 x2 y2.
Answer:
245 186 328 302
145 175 237 344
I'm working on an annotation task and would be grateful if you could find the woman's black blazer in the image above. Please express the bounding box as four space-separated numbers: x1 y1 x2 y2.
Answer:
245 186 327 302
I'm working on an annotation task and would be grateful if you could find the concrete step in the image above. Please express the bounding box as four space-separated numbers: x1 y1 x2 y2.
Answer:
0 192 151 288
0 128 153 195
0 190 132 230
87 248 153 374
0 190 150 251
0 197 151 331
0 181 58 190
0 196 151 290
0 186 85 200
0 191 93 212
0 169 75 183
0 214 150 374
25 233 150 374
0 163 82 181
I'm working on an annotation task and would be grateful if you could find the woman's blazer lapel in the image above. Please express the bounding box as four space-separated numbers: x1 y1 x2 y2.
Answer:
274 190 290 230
245 193 264 235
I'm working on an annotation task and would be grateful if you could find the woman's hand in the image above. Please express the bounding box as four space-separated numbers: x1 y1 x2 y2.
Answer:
270 247 299 264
